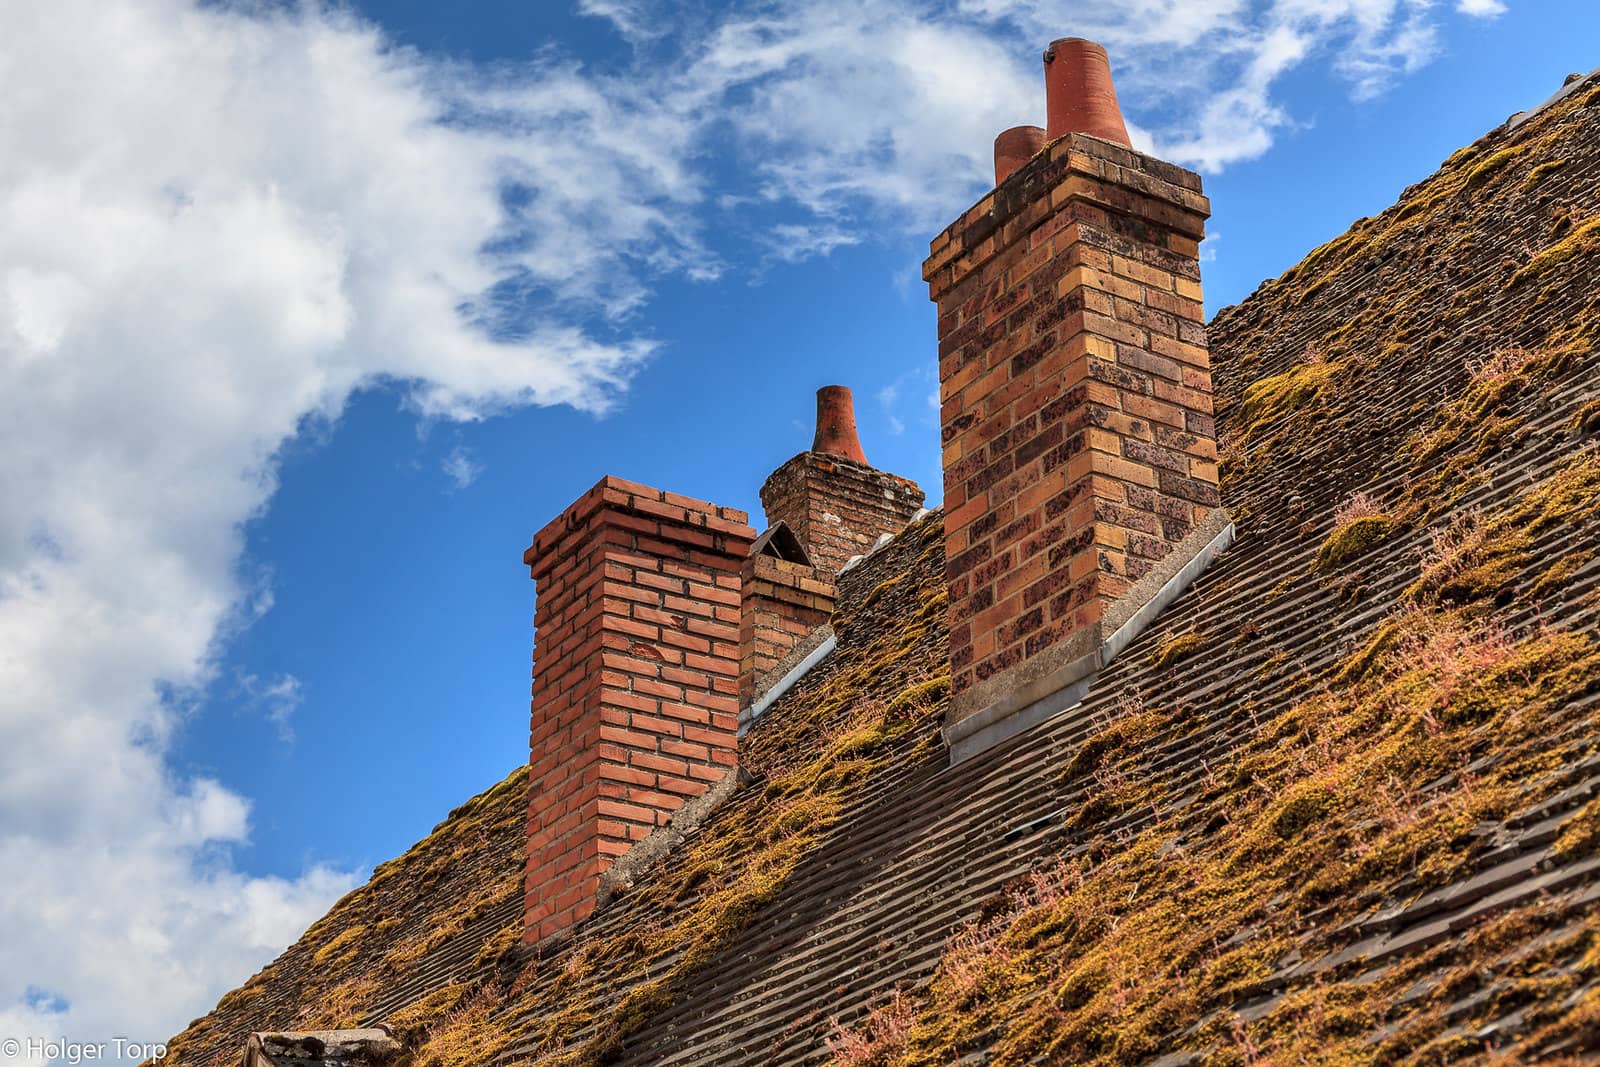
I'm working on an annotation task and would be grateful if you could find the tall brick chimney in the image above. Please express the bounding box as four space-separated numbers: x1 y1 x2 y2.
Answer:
522 476 754 943
925 38 1233 761
761 386 926 574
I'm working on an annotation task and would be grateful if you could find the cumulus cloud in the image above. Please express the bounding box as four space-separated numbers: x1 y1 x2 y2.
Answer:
0 0 1502 1057
1457 0 1507 16
0 0 697 1056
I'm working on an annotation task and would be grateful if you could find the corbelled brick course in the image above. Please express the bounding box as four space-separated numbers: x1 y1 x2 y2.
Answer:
521 476 754 943
925 132 1222 723
760 454 924 575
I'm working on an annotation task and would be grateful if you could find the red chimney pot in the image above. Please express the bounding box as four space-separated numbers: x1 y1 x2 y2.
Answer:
994 125 1047 185
812 385 868 465
1043 38 1131 147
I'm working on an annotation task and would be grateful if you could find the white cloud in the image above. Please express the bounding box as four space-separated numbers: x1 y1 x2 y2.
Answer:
441 446 485 491
237 672 304 742
0 0 699 1056
689 5 1039 230
1457 0 1506 16
875 365 939 438
767 223 863 263
577 0 668 41
675 0 1480 186
0 0 1504 1056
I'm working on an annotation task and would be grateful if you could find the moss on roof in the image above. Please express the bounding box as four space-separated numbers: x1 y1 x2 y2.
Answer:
165 71 1600 1067
162 516 952 1067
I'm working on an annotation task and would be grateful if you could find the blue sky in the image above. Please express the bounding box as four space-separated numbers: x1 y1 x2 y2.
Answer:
1 0 1598 1055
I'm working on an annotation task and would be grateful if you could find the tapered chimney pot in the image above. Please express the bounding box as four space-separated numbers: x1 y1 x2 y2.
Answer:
994 125 1047 185
812 385 868 465
1043 37 1131 146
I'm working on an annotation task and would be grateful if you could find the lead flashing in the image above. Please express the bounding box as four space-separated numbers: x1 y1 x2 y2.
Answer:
945 512 1236 765
739 630 837 736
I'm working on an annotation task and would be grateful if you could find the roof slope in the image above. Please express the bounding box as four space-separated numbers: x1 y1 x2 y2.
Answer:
164 72 1600 1065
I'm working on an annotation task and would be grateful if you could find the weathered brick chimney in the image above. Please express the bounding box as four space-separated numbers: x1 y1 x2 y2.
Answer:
739 523 837 713
926 38 1233 761
761 386 926 574
522 476 754 943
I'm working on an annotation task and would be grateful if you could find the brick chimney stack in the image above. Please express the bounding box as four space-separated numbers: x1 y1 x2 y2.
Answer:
926 39 1232 760
760 386 925 574
522 477 754 943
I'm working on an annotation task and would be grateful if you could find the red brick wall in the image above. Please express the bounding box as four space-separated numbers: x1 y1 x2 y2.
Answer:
521 476 754 943
739 553 836 708
759 453 924 574
923 134 1219 719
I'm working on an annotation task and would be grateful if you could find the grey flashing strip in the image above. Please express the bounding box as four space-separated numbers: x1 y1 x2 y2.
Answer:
945 518 1237 766
738 634 838 737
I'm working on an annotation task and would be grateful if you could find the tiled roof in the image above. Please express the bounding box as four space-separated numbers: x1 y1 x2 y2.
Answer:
162 72 1600 1066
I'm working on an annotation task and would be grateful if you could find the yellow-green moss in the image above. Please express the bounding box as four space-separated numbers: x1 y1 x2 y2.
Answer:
837 608 1600 1065
1507 216 1600 288
386 983 471 1045
308 975 382 1030
1058 704 1164 785
1334 615 1409 685
1233 361 1336 441
886 675 950 719
1464 145 1524 187
1531 550 1595 601
1396 344 1582 524
1315 514 1396 570
409 991 512 1067
1297 230 1370 278
1521 158 1569 190
1268 779 1338 839
1571 397 1600 435
311 923 368 966
1553 800 1600 862
862 574 903 611
475 513 952 1067
1409 455 1600 605
1149 632 1207 671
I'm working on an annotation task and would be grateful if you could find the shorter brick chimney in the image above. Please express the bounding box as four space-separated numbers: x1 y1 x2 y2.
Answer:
761 386 926 574
926 39 1233 762
739 523 837 713
522 476 754 943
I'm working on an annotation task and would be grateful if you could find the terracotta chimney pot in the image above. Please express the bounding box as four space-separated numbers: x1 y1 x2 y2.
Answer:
812 385 868 465
1043 38 1131 146
994 125 1047 185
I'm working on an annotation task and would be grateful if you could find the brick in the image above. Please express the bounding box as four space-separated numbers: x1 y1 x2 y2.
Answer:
924 133 1216 719
630 751 690 777
523 476 752 944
